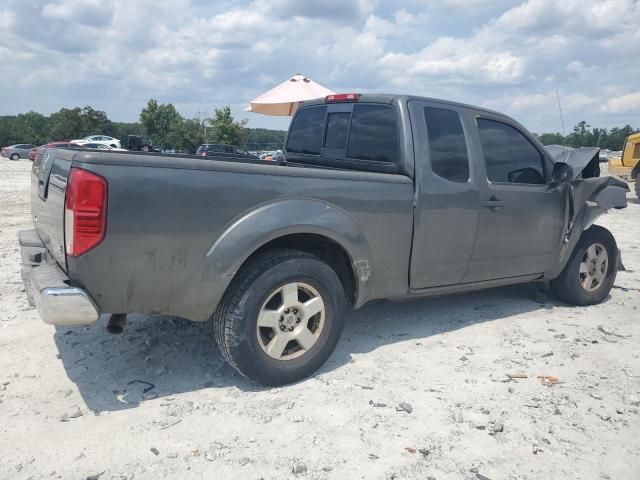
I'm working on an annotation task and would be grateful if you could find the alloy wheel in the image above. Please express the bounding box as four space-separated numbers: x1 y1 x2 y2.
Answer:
256 282 325 360
579 242 608 292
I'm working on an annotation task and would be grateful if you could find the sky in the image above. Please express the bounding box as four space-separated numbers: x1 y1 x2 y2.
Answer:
1 0 639 133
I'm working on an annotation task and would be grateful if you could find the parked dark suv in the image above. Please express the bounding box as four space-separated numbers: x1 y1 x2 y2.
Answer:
196 144 257 159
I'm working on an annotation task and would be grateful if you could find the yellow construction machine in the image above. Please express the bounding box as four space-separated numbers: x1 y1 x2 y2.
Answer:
608 132 640 199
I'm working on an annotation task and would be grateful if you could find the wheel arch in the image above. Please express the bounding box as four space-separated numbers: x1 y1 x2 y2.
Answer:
242 233 358 305
206 198 374 307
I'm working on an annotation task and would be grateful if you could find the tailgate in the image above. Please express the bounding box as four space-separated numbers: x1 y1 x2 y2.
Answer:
31 148 75 271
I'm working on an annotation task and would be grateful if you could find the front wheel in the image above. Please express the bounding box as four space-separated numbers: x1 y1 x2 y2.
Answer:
10 153 19 160
213 249 347 386
634 176 639 200
550 225 618 306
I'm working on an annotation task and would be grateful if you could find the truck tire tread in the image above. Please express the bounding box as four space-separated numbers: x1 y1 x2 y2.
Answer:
550 225 618 306
212 248 346 385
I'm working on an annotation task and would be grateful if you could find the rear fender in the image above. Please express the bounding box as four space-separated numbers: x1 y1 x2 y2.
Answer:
206 198 374 305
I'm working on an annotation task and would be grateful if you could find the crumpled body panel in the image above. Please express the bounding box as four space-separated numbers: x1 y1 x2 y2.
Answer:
545 144 600 178
543 145 629 277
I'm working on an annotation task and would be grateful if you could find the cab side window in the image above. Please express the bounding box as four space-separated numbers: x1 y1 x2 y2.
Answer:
424 107 469 182
477 118 545 185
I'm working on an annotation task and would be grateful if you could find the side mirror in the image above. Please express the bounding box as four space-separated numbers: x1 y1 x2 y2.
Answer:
508 167 544 184
551 162 573 183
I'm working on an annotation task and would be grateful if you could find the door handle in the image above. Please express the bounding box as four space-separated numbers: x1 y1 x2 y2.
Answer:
482 196 504 211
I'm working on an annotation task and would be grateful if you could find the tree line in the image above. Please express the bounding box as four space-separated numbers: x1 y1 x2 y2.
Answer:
0 101 635 153
0 100 287 153
535 121 637 151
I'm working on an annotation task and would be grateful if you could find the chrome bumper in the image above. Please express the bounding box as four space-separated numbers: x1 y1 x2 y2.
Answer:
19 229 99 326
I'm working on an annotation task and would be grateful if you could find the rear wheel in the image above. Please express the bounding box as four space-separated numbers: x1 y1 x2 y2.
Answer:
550 225 618 305
10 153 19 160
213 249 347 386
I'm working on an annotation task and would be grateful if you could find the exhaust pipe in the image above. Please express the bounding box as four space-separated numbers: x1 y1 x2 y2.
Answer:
106 313 127 334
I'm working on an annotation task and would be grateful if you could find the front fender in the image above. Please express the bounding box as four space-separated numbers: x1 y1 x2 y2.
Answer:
573 176 628 230
206 198 374 305
549 176 628 278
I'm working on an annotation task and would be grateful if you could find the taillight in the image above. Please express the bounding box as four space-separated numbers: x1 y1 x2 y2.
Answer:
64 168 108 256
326 93 360 102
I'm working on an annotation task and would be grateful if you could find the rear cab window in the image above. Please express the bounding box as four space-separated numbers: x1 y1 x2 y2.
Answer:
285 102 399 173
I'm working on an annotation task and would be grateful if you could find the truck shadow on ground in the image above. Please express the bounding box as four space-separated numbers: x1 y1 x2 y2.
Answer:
53 283 571 412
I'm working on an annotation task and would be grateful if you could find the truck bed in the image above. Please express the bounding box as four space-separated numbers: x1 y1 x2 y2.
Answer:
31 148 414 321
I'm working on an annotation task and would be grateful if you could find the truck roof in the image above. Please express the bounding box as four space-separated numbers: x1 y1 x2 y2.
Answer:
300 93 504 117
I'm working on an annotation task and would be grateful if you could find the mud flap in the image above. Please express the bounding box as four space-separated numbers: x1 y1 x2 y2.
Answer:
617 249 625 271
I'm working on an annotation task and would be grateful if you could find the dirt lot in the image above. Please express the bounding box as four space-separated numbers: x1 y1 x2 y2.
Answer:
1 158 639 480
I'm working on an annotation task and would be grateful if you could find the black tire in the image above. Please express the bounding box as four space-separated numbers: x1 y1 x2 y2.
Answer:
213 249 348 386
550 225 618 306
110 144 117 149
634 176 639 201
10 153 19 160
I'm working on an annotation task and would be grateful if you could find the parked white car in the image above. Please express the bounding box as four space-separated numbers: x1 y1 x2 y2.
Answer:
81 143 128 152
71 135 121 149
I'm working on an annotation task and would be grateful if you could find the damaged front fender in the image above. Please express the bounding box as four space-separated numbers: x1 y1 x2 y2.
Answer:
545 144 628 228
570 175 629 230
545 145 629 278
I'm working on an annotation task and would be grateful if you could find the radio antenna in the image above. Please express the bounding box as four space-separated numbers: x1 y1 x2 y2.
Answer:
555 89 566 145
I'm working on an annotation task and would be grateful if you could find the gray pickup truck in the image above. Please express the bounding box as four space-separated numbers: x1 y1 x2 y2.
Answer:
19 93 628 386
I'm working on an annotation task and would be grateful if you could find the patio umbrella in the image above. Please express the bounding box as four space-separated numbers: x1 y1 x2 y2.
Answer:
245 74 335 116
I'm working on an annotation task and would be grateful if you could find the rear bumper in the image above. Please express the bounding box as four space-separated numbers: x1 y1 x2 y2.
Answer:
19 229 99 326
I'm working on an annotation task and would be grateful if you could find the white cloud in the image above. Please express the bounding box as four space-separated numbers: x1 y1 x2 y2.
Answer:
0 0 638 133
601 92 640 114
509 93 554 111
494 0 632 37
564 93 599 111
566 60 585 73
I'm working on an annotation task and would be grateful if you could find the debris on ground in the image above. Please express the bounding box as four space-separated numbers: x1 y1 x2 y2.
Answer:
396 402 413 413
291 462 307 475
538 374 561 385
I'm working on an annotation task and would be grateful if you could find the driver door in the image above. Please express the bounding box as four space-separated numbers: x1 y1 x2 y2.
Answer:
463 114 565 283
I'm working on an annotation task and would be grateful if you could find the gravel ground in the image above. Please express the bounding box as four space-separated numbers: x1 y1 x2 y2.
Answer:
1 158 639 480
